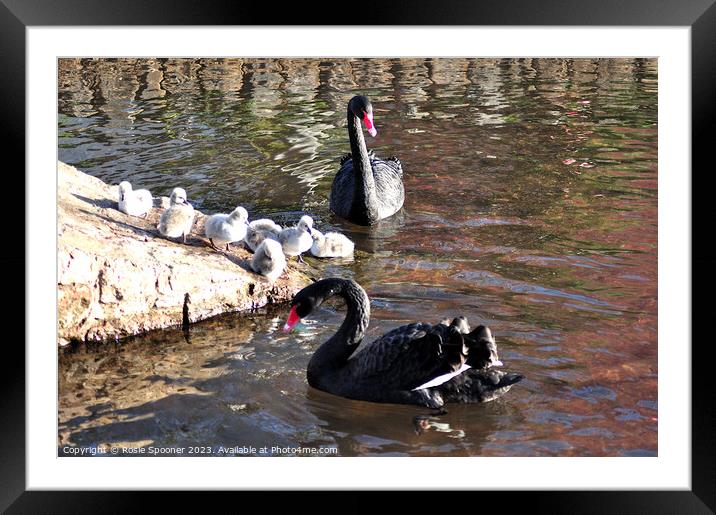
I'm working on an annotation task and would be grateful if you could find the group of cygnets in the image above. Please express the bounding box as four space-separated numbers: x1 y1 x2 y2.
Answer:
117 180 355 283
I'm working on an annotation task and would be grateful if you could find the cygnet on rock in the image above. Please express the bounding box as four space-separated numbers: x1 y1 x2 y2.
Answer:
244 218 282 253
250 238 286 282
278 215 313 263
118 181 153 218
158 188 195 243
204 206 249 251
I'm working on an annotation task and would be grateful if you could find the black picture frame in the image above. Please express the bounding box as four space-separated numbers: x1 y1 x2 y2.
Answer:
5 0 715 512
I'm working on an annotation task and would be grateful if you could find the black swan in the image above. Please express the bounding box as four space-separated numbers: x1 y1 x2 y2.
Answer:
329 95 405 226
283 278 523 408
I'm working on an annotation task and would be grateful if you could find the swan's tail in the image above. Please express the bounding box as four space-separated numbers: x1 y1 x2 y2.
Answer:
496 372 524 388
438 369 524 403
473 370 524 403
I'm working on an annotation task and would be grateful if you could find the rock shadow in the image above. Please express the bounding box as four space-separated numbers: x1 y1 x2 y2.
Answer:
85 210 156 239
72 193 117 210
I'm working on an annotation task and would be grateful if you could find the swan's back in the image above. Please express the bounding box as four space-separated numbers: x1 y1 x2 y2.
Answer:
134 189 153 204
338 322 467 398
330 157 405 224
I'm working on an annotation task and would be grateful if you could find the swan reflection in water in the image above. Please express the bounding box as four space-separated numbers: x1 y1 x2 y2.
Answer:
304 387 522 457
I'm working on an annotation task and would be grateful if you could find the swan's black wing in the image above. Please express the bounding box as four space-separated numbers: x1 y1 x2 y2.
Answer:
384 156 403 177
371 158 405 218
437 369 524 403
462 325 501 369
346 323 467 392
330 159 358 219
330 154 405 223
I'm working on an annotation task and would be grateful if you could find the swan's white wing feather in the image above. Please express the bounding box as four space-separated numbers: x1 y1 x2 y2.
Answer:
412 363 471 391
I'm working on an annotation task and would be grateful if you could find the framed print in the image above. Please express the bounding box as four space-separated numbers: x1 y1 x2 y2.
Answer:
6 0 715 511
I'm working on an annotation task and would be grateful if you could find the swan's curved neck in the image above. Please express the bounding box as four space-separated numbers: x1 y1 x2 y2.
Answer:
347 107 377 221
307 280 370 382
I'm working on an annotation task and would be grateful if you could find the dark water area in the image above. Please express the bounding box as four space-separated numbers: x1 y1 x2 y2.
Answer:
58 58 658 457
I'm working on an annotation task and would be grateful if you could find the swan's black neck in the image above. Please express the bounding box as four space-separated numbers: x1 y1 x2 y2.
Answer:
347 107 379 224
307 279 370 386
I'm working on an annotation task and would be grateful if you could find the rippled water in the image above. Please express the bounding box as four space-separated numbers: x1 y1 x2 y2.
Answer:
58 58 658 457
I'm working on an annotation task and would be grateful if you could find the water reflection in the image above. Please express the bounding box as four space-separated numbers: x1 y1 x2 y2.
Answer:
58 58 657 457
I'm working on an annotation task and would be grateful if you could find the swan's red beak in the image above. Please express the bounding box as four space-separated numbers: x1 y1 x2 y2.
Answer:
363 112 377 137
283 305 301 333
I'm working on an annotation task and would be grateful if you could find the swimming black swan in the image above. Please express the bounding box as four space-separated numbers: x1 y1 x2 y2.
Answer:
329 95 405 226
283 278 523 408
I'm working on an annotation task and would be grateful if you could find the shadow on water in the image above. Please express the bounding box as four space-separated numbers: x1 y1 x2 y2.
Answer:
58 58 658 457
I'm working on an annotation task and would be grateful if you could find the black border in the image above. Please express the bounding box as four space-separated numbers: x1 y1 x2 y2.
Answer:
6 0 715 512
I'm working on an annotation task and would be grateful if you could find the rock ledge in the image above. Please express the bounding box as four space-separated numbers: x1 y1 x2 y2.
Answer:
57 161 310 346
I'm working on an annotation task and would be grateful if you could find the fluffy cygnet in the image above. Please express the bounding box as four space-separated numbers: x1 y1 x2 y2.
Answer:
278 215 313 263
250 238 286 282
158 188 195 243
118 181 153 218
244 218 282 253
204 206 249 251
309 229 355 258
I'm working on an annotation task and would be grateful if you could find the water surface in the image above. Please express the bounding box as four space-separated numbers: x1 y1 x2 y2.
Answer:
58 58 657 457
